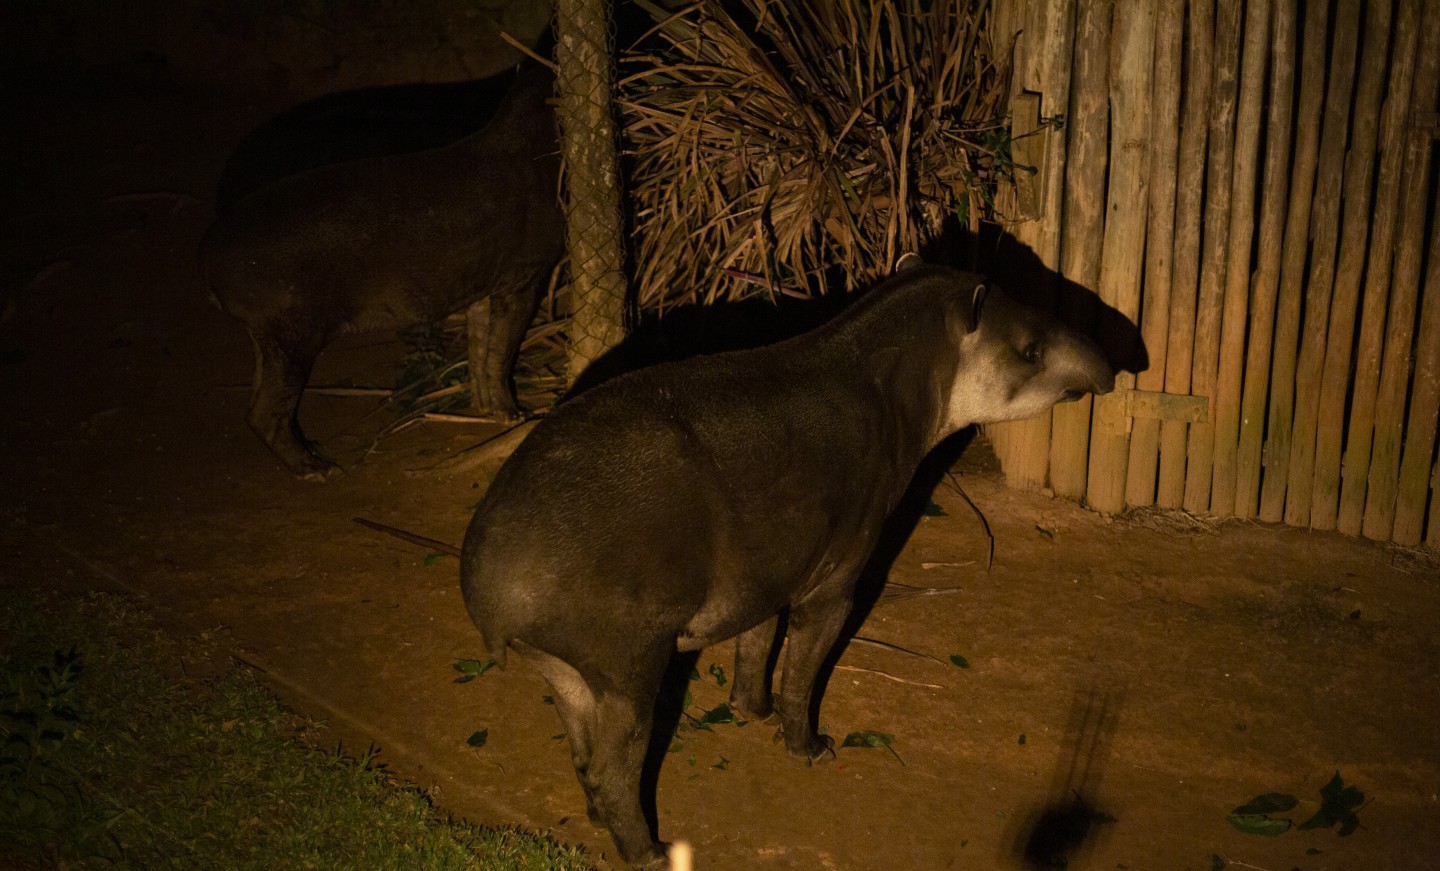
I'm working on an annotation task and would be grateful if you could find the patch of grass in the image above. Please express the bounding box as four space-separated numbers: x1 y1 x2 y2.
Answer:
0 591 592 870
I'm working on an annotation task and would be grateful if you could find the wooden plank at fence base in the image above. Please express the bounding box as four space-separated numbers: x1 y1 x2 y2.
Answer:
1363 0 1440 541
1210 0 1272 515
1258 0 1331 522
1156 0 1214 509
1392 184 1440 545
1053 0 1112 501
1234 0 1297 519
1337 0 1423 535
1183 0 1242 514
1125 0 1183 509
1309 0 1392 530
1086 0 1154 515
1283 0 1362 528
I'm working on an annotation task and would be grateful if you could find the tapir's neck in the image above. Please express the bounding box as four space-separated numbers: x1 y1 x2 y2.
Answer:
815 320 960 476
451 65 557 159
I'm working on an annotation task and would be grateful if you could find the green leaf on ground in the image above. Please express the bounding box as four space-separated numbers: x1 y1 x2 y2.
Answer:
465 729 488 748
950 654 970 668
841 730 904 765
694 702 736 728
1231 793 1297 816
1226 813 1291 836
452 658 495 683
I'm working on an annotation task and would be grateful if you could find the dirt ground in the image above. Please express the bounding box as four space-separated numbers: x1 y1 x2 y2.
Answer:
4 57 1440 871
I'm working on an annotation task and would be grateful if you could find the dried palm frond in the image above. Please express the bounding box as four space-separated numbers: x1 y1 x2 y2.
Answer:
620 0 1014 309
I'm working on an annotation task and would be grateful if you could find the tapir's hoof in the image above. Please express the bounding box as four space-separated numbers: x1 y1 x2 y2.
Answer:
297 465 337 483
291 455 338 482
471 397 526 427
269 450 337 482
774 727 836 764
728 691 775 721
614 839 666 868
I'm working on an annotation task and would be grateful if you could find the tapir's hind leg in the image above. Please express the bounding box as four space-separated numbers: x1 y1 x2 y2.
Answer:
525 647 601 824
246 330 333 481
730 615 780 719
529 642 669 867
466 276 544 423
587 687 666 865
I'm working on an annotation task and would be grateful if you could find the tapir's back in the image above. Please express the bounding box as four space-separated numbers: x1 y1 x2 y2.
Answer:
203 61 562 327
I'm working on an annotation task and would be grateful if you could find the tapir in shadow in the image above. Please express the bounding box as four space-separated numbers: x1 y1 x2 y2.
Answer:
201 60 563 480
460 258 1115 865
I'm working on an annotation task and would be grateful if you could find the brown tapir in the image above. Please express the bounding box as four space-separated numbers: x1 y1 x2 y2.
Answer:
202 60 563 480
460 259 1116 865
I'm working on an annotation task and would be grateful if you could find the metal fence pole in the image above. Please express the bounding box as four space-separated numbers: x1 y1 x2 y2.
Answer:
554 0 629 384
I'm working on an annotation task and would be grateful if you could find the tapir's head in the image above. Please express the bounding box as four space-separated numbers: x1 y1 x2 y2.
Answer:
935 270 1114 433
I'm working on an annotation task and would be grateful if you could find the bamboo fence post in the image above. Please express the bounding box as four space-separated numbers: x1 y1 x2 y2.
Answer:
1309 0 1393 529
1182 0 1241 514
1394 187 1440 544
1257 0 1329 522
1124 0 1182 508
1363 0 1440 541
1209 0 1271 515
1233 0 1296 519
1282 0 1361 527
1053 0 1111 502
989 0 1075 493
1157 0 1213 509
1086 0 1154 515
1337 0 1422 535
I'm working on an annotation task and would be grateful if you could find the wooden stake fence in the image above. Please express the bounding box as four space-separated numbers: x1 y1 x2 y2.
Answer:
1050 0 1109 502
1364 0 1440 542
1337 0 1422 535
1257 0 1328 522
987 0 1440 548
1084 0 1153 515
1232 0 1295 520
1122 0 1181 509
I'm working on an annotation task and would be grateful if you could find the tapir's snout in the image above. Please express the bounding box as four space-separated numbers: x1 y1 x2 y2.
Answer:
1058 333 1115 401
1085 367 1116 398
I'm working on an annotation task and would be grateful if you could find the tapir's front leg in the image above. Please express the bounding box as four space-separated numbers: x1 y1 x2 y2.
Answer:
772 591 850 762
466 277 543 423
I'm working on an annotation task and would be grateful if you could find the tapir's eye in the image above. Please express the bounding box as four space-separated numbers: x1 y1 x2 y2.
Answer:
1022 342 1042 364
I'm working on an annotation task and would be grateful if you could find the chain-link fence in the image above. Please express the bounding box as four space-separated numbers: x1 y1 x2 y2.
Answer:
554 0 629 385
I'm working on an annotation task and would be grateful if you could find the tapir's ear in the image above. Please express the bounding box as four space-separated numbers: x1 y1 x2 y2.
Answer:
894 252 925 273
961 283 987 334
